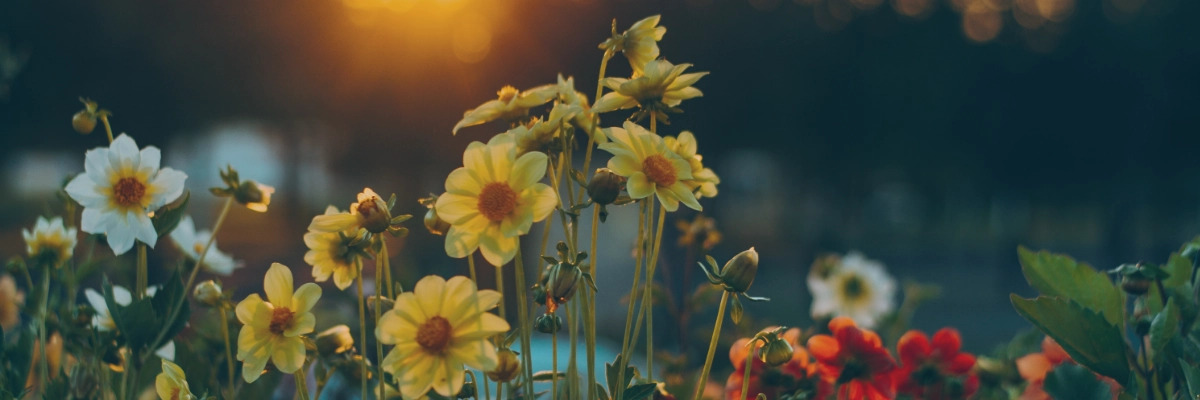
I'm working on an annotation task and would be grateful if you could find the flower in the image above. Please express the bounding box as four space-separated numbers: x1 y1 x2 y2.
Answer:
894 328 978 400
65 133 188 255
376 275 509 399
435 133 558 266
238 181 274 212
304 206 363 290
23 216 78 267
308 188 391 234
1015 336 1121 400
510 102 580 156
808 252 896 329
0 274 24 330
155 359 196 400
555 74 605 143
452 84 558 135
84 286 176 360
664 131 720 199
170 216 238 275
599 15 667 76
807 317 898 400
592 60 706 115
598 121 701 212
235 263 321 382
725 327 828 400
676 214 721 250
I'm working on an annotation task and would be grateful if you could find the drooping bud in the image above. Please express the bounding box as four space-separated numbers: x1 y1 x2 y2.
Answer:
587 168 624 206
192 280 223 307
760 335 794 367
316 325 355 359
535 313 563 334
486 349 521 382
545 262 582 304
72 110 96 134
366 295 395 317
720 248 759 293
457 381 476 399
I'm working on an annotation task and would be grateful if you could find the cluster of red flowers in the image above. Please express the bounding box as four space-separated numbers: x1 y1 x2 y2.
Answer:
724 317 979 400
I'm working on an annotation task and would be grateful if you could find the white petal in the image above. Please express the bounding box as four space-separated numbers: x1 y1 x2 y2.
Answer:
131 210 158 249
148 168 187 209
83 147 112 185
155 341 175 361
105 215 137 255
139 146 162 175
108 134 140 170
65 173 108 208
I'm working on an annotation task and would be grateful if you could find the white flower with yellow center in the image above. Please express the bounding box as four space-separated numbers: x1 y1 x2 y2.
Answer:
599 15 667 76
304 206 360 290
592 60 706 114
84 286 176 359
452 84 558 135
308 187 390 234
435 133 558 267
23 216 78 267
664 131 720 199
65 134 187 255
169 216 238 276
599 121 701 212
807 252 896 329
155 359 196 400
236 263 321 382
377 275 509 399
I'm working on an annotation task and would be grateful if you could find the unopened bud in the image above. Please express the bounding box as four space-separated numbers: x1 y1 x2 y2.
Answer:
316 325 355 358
457 381 476 399
356 190 391 234
720 248 759 293
235 181 274 213
1121 275 1151 295
545 262 582 303
424 206 451 236
72 110 96 134
587 168 624 206
193 280 223 307
761 336 794 367
535 314 562 334
486 349 521 382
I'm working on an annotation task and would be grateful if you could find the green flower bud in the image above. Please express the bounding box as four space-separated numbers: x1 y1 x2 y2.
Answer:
192 280 223 307
355 191 392 234
535 313 562 334
531 283 548 306
367 295 394 317
1121 275 1151 295
486 349 521 382
316 325 355 358
457 381 476 399
546 262 582 304
761 336 794 367
233 180 274 213
72 110 96 134
720 247 759 293
587 168 624 206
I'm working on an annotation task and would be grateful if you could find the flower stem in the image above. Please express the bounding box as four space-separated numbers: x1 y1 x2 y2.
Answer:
356 259 368 400
642 205 666 381
148 196 233 364
693 291 730 400
616 200 649 400
100 114 114 144
552 312 559 400
586 206 600 400
482 372 492 400
37 266 50 394
294 368 310 400
219 303 235 398
381 237 395 298
135 243 147 301
739 356 752 400
375 245 386 400
568 290 579 400
513 247 536 400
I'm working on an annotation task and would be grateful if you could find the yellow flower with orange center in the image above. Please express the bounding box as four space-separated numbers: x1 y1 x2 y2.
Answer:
304 206 361 290
435 134 558 266
592 60 706 115
599 121 701 212
664 131 720 199
376 275 509 399
235 263 322 382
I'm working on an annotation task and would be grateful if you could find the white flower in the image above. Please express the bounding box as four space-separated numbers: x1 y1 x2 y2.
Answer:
23 216 78 267
170 216 238 276
84 286 176 360
65 134 187 255
808 252 896 329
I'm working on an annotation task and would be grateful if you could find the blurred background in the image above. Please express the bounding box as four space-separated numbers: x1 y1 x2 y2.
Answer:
2 0 1199 370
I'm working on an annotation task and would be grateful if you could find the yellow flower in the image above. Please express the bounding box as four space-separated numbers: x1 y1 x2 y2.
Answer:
592 60 706 115
452 84 558 135
376 275 509 399
435 134 558 266
308 188 390 234
241 181 274 212
510 102 580 156
64 133 188 255
23 216 78 267
155 359 196 400
664 131 720 199
556 74 605 144
598 121 701 212
236 263 322 383
599 15 667 76
304 206 360 290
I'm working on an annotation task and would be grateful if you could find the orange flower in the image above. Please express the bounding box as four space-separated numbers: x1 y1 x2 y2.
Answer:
894 328 978 400
807 317 897 400
725 327 828 400
1015 336 1119 400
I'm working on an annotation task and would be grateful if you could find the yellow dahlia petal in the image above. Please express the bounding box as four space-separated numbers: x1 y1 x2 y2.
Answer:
508 151 548 191
235 294 265 325
413 275 448 319
627 172 655 199
271 336 306 373
479 232 517 267
291 282 322 314
445 167 482 196
444 226 481 259
435 193 481 225
524 184 558 224
264 263 294 309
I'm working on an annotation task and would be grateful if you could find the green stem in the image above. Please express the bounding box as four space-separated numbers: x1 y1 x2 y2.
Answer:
482 372 492 400
100 114 114 144
642 205 666 381
552 311 559 400
295 368 310 400
38 266 50 394
739 353 753 400
616 200 648 400
568 293 579 400
586 206 599 400
492 260 506 320
220 303 235 398
693 291 730 400
135 243 147 301
356 259 368 400
376 245 386 400
514 247 536 400
382 237 395 299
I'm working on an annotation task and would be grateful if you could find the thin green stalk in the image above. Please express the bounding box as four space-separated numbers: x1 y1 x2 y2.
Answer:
376 246 386 400
568 294 579 400
491 259 505 319
100 115 114 144
482 372 492 400
693 291 730 400
295 368 310 400
219 303 235 398
739 354 753 400
38 266 50 394
356 259 368 400
642 206 666 380
513 247 536 400
586 206 599 400
135 243 147 301
552 313 559 400
615 200 648 400
469 250 479 283
382 237 395 298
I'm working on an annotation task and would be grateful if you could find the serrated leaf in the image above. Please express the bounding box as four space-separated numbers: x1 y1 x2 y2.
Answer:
1017 247 1123 326
1043 364 1113 400
1150 297 1179 360
152 190 191 238
1010 295 1130 384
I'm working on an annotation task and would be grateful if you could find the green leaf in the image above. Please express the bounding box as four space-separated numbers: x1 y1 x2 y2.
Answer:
1010 295 1131 384
1150 297 1179 360
152 190 191 238
730 295 744 324
595 383 610 400
531 370 567 381
1181 357 1200 398
1162 252 1192 289
1017 247 1123 326
1042 364 1113 400
622 383 659 400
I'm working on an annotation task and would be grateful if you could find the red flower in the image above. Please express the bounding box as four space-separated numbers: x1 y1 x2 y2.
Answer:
1015 336 1120 400
724 328 829 400
807 317 898 400
894 328 978 400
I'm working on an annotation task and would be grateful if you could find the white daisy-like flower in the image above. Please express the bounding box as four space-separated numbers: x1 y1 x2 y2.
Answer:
84 286 176 360
23 216 78 267
65 134 187 255
807 252 896 329
170 216 238 276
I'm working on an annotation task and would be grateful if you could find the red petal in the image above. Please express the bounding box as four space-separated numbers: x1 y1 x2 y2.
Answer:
898 330 932 367
1042 337 1069 364
946 353 976 375
829 316 857 334
807 335 841 363
730 338 751 367
931 328 962 357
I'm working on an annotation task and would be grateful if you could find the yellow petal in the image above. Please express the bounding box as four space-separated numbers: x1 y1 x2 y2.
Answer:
445 167 482 196
264 263 294 309
655 187 681 212
286 312 316 337
308 212 359 233
271 336 306 373
413 275 448 319
627 172 654 199
444 226 480 259
523 184 559 224
479 231 517 267
608 154 641 177
508 151 548 191
398 352 438 399
463 141 492 183
291 282 322 314
435 193 480 225
500 204 533 238
432 359 467 398
452 312 510 341
447 338 499 371
668 182 702 211
235 294 264 325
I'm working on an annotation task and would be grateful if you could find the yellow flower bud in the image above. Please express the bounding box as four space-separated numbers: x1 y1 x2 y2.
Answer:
486 349 521 382
316 325 355 359
355 191 391 234
234 181 274 212
192 280 223 307
72 110 96 134
424 206 451 236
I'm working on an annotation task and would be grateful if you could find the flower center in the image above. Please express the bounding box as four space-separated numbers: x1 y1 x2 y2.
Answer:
269 307 294 335
416 316 452 353
497 85 519 103
477 182 518 222
642 155 677 186
112 177 146 207
842 276 864 298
